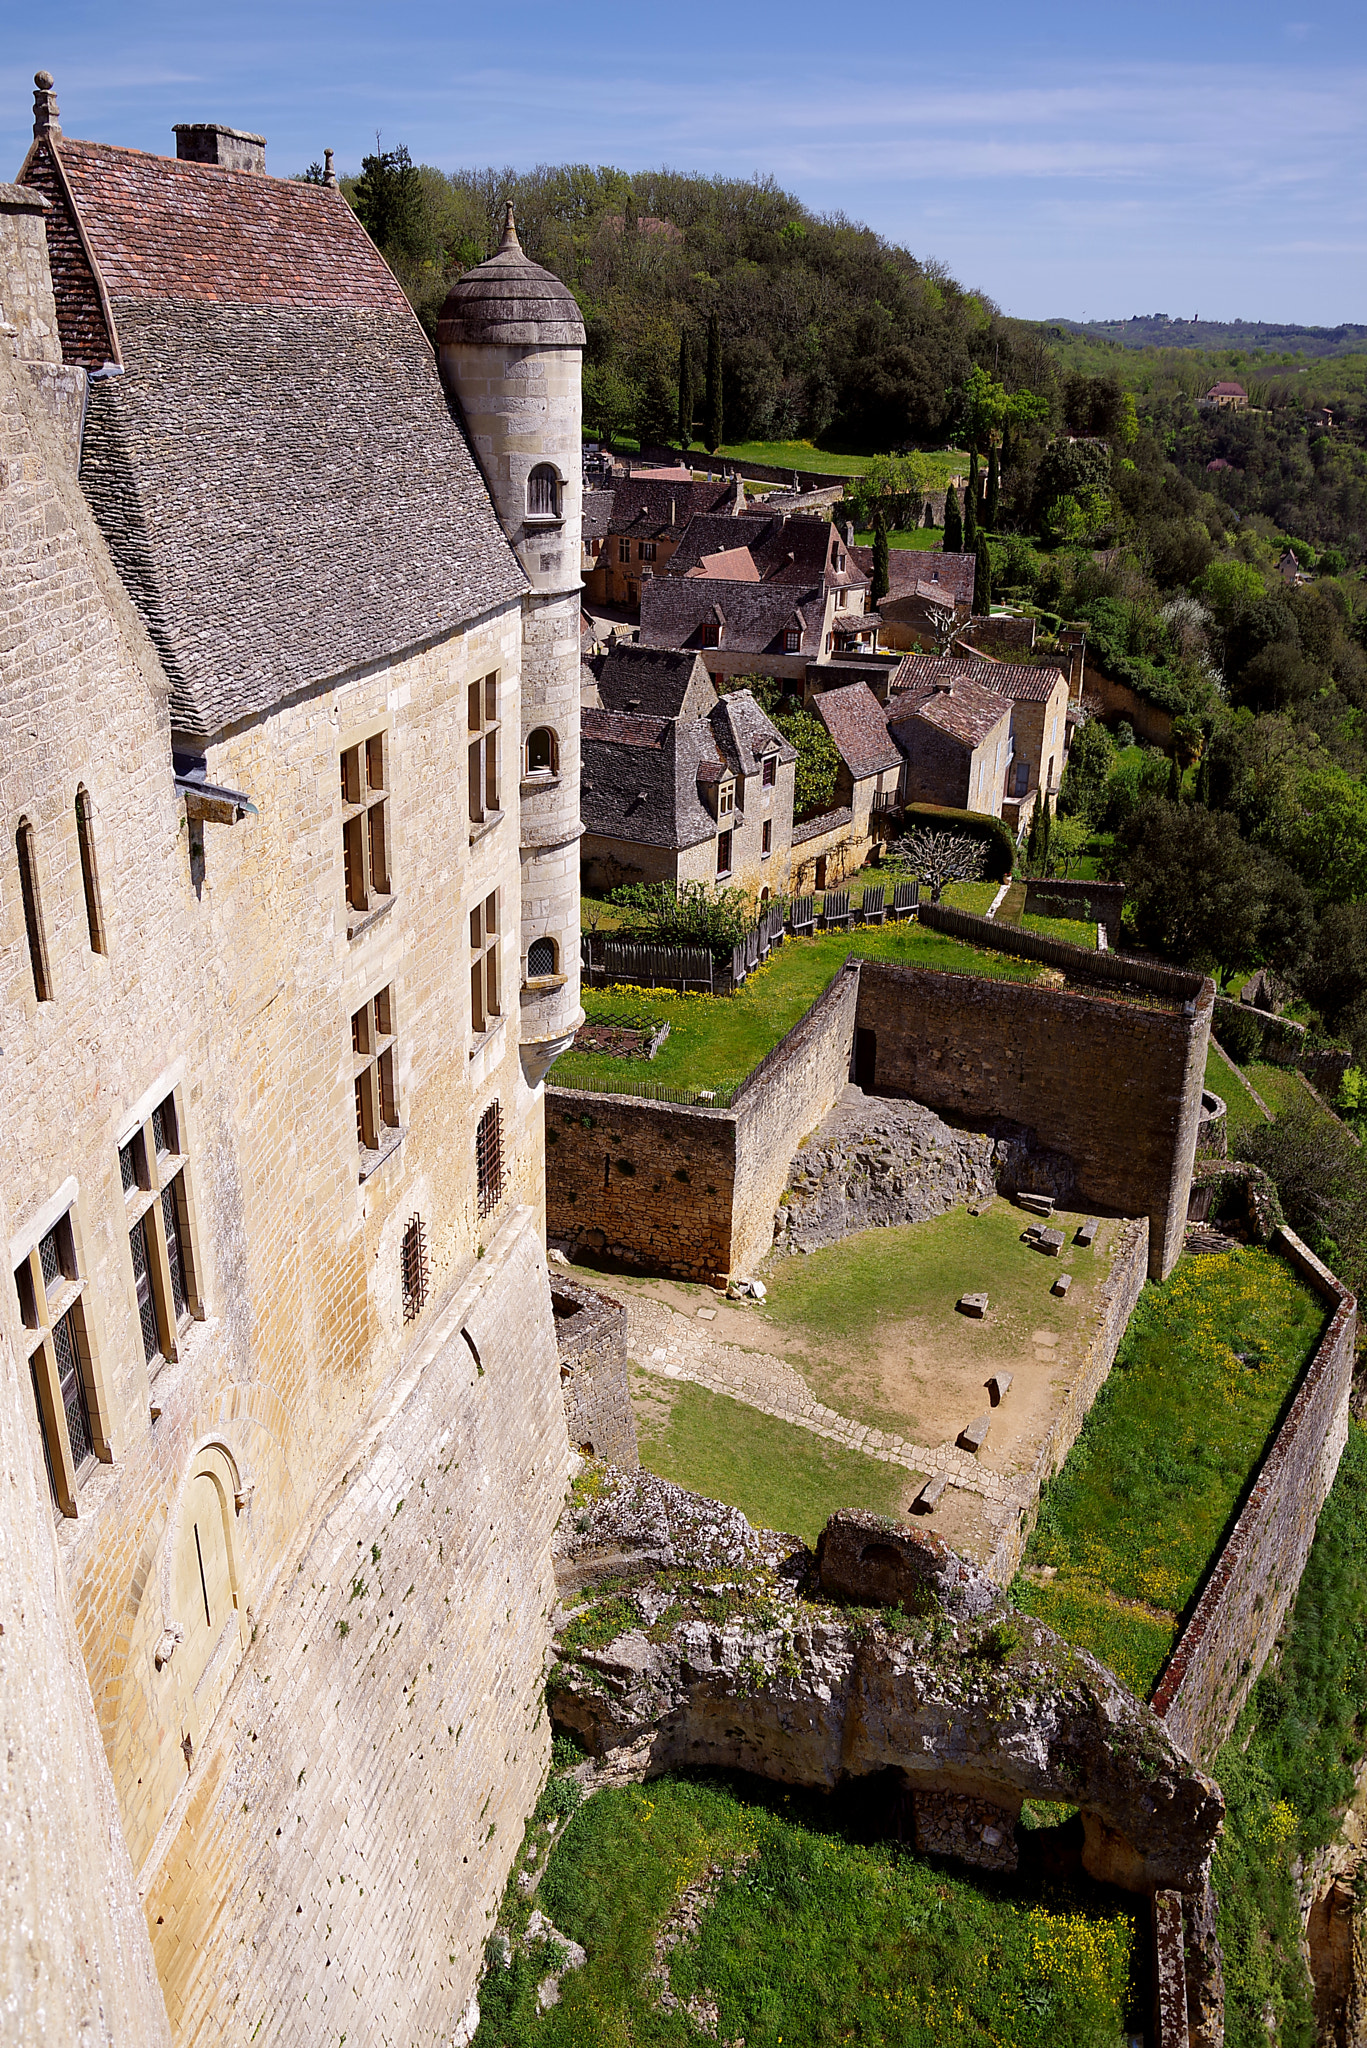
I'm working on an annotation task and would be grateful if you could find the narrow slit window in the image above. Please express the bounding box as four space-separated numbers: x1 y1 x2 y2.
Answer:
16 819 51 1002
401 1214 428 1323
75 787 106 954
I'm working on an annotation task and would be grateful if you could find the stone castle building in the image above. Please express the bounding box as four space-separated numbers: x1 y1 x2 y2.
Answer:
3 73 584 2042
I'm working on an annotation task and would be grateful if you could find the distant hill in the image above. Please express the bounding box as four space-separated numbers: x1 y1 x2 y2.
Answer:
1044 315 1367 360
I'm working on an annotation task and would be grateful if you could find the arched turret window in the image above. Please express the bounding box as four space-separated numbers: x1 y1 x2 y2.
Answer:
525 727 559 776
527 935 558 979
527 464 562 519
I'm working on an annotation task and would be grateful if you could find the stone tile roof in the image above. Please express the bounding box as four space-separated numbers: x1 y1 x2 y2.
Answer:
892 654 1067 706
580 708 720 850
640 576 825 657
25 135 524 743
709 690 797 776
437 207 584 348
851 546 975 607
590 645 717 719
582 487 615 541
608 476 741 542
889 676 1011 750
669 509 863 592
812 683 901 779
793 805 853 845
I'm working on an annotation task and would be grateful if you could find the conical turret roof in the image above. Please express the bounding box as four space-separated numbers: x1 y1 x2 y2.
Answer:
437 205 585 348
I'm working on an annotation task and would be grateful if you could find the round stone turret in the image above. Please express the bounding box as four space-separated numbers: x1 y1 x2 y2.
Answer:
438 206 584 1088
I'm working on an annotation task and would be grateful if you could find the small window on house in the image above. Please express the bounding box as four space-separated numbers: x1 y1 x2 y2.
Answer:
718 781 734 819
468 673 500 832
525 727 558 776
783 629 801 653
527 464 562 519
470 892 500 1038
16 818 51 1003
762 755 777 788
700 622 721 648
120 1089 199 1371
352 987 400 1174
717 829 733 877
527 935 557 979
17 1207 100 1514
762 820 773 857
75 787 106 955
639 541 657 563
618 538 631 564
401 1214 428 1323
341 728 391 933
476 1101 504 1219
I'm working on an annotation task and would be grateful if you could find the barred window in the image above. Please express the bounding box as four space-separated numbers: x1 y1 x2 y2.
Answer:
352 985 400 1175
477 1101 504 1219
401 1214 428 1323
468 673 501 831
16 1208 99 1514
470 891 500 1037
527 464 562 519
341 727 391 935
527 935 557 979
120 1089 199 1373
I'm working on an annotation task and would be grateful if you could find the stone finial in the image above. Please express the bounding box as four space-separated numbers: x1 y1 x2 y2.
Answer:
33 70 61 140
323 148 337 189
500 201 520 251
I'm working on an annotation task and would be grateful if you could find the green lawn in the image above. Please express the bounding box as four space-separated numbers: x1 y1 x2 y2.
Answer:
1245 1062 1321 1120
555 925 1044 1098
633 1376 907 1545
1018 911 1099 951
853 527 946 549
1013 1249 1325 1698
1205 1042 1269 1147
697 441 967 485
476 1775 1142 2048
939 879 1001 915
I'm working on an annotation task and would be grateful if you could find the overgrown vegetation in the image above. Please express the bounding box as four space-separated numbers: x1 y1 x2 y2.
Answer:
1014 1249 1325 1697
474 1773 1142 2047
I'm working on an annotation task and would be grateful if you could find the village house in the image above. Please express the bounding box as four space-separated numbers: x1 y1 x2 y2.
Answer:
890 652 1070 825
887 674 1013 817
640 576 879 683
583 642 719 720
810 681 903 851
581 472 746 608
1199 380 1249 411
4 75 586 2046
580 688 795 896
848 546 977 651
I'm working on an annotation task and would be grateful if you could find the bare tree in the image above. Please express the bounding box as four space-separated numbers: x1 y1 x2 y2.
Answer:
892 828 986 903
929 608 970 657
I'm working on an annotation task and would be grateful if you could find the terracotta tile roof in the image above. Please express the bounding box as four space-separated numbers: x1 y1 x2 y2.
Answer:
812 683 901 779
24 133 523 743
892 653 1067 707
685 544 761 580
889 676 1012 750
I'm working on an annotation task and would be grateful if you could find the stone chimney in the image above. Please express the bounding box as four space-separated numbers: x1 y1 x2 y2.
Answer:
173 123 266 174
0 184 62 365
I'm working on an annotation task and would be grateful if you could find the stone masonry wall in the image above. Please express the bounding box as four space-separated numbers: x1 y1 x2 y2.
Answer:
552 1274 638 1467
855 961 1211 1280
141 1208 567 2046
544 1091 736 1284
1153 1228 1356 1767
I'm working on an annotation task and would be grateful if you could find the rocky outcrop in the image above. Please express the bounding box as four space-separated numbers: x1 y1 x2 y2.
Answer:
551 1472 1223 1898
774 1087 1077 1252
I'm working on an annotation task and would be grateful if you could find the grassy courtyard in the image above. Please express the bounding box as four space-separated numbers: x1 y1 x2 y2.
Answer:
475 1773 1143 2048
1206 1041 1269 1146
694 439 967 486
1013 1248 1326 1697
555 923 1045 1099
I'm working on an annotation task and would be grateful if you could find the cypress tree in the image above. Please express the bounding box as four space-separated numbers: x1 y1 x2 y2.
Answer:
1168 753 1182 802
677 330 693 449
704 309 724 454
964 456 979 552
922 500 935 528
985 443 1000 529
973 535 992 616
1041 801 1052 874
872 519 890 607
942 486 962 553
1026 801 1040 869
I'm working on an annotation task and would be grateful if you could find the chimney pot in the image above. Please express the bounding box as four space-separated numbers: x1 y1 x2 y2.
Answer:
32 70 61 140
173 122 267 174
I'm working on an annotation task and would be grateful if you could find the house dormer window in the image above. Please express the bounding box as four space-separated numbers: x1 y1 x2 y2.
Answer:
762 754 777 788
718 780 735 819
783 628 800 653
527 464 562 520
700 622 721 648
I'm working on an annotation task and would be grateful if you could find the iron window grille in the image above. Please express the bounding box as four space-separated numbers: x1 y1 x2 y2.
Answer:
476 1101 504 1219
527 464 562 519
352 985 400 1174
341 728 391 933
16 1210 99 1514
119 1090 199 1373
401 1213 429 1323
527 935 557 978
468 673 501 832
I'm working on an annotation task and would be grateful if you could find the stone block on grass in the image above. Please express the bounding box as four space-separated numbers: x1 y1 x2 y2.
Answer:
958 1413 991 1454
1076 1217 1099 1247
1052 1273 1072 1298
957 1292 989 1318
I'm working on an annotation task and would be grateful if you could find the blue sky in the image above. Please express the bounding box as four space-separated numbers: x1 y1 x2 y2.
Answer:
3 0 1363 324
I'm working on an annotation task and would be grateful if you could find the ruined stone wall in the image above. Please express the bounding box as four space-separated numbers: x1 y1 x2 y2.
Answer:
1153 1229 1355 1767
855 961 1210 1279
552 1274 637 1467
730 963 860 1276
544 1090 736 1284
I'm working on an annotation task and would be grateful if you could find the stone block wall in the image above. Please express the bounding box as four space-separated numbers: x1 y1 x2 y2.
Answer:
1152 1228 1356 1766
545 1091 736 1283
854 960 1211 1279
552 1273 637 1466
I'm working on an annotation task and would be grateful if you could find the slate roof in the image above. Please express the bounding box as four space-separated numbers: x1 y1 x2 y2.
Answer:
437 206 584 348
607 477 741 543
849 546 976 608
812 683 901 779
583 487 615 541
888 677 1011 751
580 708 720 850
22 133 524 743
891 654 1067 706
708 691 797 777
669 510 864 593
590 645 717 719
640 576 826 656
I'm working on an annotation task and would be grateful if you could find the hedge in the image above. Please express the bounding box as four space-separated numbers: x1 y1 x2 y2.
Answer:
900 803 1016 881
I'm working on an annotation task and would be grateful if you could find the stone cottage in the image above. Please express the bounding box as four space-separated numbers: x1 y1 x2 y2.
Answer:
810 681 903 855
4 74 585 2046
848 547 976 651
891 654 1070 825
887 674 1013 817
